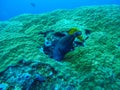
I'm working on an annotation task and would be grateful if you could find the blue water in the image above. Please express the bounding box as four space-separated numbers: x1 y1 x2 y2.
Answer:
0 0 120 21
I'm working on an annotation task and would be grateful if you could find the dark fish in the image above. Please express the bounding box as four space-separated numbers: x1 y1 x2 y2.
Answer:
52 32 81 61
30 2 36 7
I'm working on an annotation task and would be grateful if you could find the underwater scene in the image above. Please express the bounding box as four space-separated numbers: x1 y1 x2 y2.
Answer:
0 0 120 90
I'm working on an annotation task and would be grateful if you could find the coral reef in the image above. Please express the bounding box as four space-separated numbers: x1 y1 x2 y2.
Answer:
0 5 120 89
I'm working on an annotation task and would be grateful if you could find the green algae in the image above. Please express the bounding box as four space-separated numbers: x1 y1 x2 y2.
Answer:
0 5 120 89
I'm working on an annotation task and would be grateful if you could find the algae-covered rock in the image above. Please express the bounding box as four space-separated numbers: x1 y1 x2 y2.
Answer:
0 5 120 89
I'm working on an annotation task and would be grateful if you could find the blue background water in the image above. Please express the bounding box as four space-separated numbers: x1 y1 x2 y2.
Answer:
0 0 120 21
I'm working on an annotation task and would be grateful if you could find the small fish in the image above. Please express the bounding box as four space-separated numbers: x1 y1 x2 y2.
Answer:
30 2 36 7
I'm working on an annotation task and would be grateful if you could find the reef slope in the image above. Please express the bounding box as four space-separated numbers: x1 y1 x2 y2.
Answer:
0 5 120 89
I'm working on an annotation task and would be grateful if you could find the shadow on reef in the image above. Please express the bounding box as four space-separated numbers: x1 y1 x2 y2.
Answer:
0 60 57 90
39 28 91 61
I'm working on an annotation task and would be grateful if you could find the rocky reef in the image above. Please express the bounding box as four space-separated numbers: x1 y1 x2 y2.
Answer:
0 5 120 90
